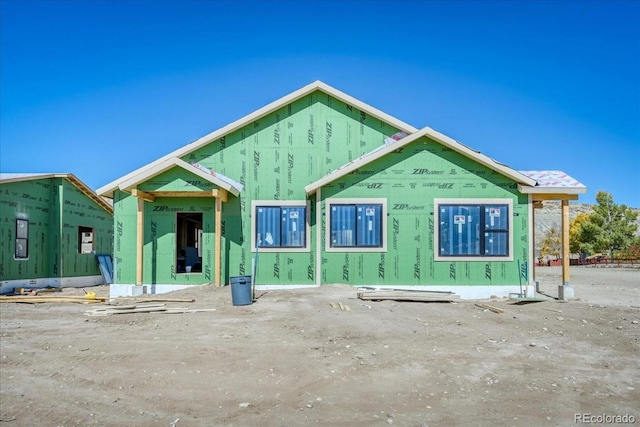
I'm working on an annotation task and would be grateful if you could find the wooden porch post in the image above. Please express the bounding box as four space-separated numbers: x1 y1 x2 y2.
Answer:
214 189 227 287
131 189 155 286
562 199 570 286
559 199 574 300
136 196 144 286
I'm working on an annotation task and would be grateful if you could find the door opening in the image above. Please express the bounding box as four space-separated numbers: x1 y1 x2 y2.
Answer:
176 212 203 273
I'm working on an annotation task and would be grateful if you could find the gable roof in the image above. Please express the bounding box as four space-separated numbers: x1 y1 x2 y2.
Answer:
97 80 419 198
118 157 243 197
0 173 113 214
305 127 538 194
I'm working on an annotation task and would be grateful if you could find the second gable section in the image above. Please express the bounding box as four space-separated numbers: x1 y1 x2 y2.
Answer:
180 91 404 200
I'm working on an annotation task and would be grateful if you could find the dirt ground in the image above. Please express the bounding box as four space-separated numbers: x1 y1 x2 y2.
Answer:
1 266 638 426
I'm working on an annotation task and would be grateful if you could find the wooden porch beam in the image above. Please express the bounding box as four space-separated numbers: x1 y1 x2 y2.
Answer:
131 189 155 202
144 190 227 198
532 194 579 201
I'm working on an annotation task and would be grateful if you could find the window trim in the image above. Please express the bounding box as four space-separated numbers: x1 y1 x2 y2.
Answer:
15 218 29 260
251 200 311 253
434 198 514 262
325 198 387 253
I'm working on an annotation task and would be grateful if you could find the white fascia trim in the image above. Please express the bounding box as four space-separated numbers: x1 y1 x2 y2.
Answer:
118 158 240 196
423 128 537 187
517 184 587 195
305 129 427 194
98 80 418 198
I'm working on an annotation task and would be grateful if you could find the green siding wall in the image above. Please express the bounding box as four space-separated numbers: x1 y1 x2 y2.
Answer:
111 90 532 288
188 94 399 285
59 180 113 278
320 137 528 287
113 92 402 285
0 178 113 282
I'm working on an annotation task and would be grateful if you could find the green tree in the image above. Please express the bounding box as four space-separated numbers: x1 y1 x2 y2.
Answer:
570 212 598 259
589 191 638 259
540 227 562 260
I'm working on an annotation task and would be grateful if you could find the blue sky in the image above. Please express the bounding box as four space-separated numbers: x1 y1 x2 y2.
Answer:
1 0 639 207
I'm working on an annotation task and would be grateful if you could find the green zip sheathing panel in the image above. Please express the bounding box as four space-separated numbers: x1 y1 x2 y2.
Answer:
113 91 401 286
319 136 528 287
0 178 113 282
138 168 220 193
59 179 113 278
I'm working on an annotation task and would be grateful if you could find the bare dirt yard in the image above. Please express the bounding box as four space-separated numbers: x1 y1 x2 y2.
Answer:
1 266 639 426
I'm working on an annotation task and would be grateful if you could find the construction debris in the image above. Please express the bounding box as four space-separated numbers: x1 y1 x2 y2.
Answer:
112 297 195 303
474 303 505 314
357 290 459 303
329 302 351 311
84 303 216 316
0 295 106 304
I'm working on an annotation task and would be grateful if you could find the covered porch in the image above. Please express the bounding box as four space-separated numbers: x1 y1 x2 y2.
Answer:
519 170 588 301
115 158 243 293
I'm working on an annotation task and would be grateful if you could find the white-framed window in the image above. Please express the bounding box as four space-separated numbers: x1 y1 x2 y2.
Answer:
326 198 387 253
15 218 29 259
434 198 513 261
251 200 310 253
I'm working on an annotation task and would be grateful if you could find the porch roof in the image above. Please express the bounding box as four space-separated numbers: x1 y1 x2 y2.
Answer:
117 157 243 197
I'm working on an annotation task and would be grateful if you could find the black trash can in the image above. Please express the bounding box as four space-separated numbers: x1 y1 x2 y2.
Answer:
230 275 252 306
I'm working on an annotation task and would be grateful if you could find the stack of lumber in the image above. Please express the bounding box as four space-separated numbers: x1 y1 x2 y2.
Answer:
357 289 459 303
84 303 216 316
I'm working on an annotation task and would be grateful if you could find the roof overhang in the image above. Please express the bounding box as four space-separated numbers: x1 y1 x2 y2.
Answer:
98 80 419 198
518 170 587 200
305 126 537 194
118 157 243 197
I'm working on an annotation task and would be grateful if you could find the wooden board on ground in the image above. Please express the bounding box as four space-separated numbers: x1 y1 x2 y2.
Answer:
0 296 106 304
85 304 168 316
357 291 459 303
111 297 195 303
475 303 505 313
84 303 216 316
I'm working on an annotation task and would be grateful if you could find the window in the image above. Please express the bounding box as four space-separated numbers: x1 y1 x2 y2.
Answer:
78 226 94 254
435 199 512 260
326 198 387 252
176 212 203 273
251 200 310 252
15 219 29 259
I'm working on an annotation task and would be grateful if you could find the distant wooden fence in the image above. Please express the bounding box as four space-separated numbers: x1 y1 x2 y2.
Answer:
538 258 640 266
